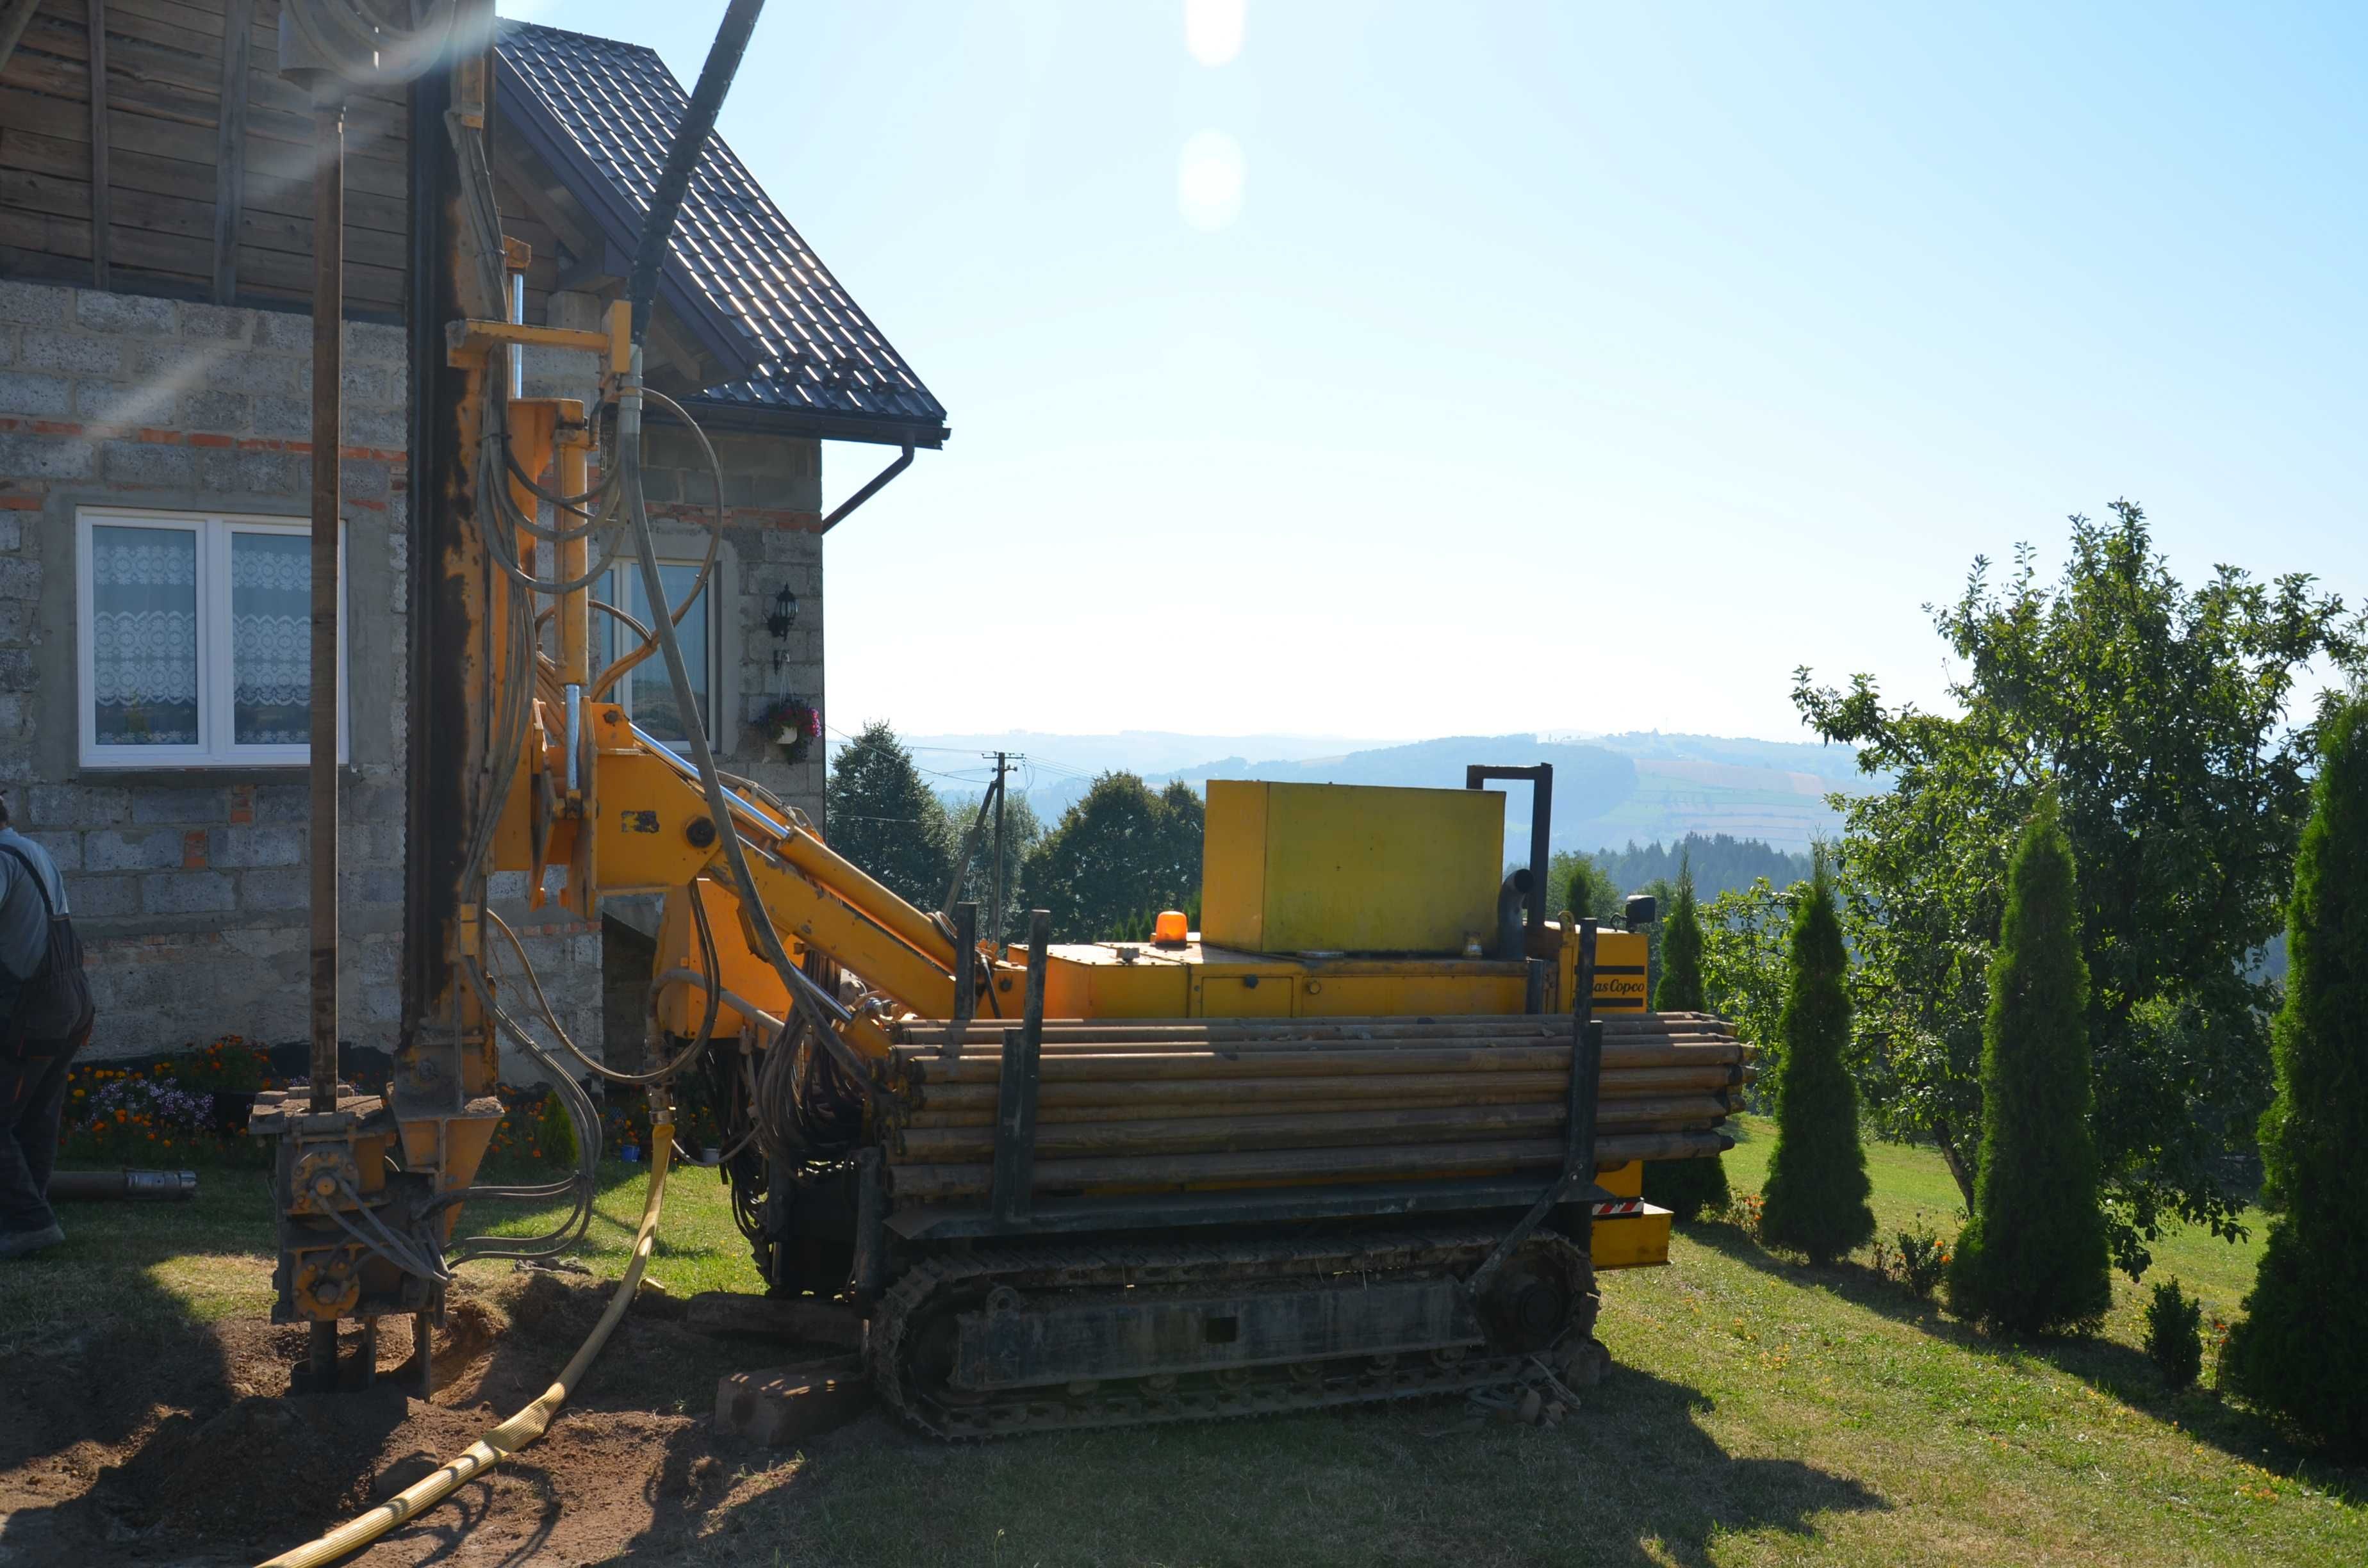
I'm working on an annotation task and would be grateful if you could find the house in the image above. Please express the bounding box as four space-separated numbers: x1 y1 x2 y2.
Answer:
0 5 946 1066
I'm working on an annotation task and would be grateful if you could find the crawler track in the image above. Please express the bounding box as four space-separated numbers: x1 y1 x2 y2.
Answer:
872 1227 1602 1437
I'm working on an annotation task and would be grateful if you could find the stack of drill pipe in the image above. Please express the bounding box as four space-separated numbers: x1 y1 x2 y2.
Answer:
879 1013 1752 1204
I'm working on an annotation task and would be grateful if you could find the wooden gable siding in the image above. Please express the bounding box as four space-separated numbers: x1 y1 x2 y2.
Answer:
491 159 568 320
0 0 409 315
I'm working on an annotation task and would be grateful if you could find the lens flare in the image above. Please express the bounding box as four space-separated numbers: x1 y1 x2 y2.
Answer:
1177 130 1245 231
1183 0 1245 67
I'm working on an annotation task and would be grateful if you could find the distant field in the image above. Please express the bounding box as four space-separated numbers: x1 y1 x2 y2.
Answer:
1569 768 1848 856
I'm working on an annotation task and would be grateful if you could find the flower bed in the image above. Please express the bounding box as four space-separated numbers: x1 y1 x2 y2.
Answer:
60 1037 280 1167
58 1036 634 1173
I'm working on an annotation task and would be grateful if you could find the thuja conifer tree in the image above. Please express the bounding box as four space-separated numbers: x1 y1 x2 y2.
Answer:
1561 856 1622 926
2226 698 2368 1451
1758 858 1875 1264
1645 859 1730 1220
1656 856 1705 1013
1946 793 2112 1334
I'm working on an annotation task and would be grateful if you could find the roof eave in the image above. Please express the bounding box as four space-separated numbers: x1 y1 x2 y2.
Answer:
680 396 949 450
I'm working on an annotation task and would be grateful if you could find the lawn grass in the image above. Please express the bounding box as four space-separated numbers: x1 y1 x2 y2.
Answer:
5 1130 2360 1566
464 1156 769 1302
0 1156 765 1359
715 1122 2356 1568
1720 1115 2268 1350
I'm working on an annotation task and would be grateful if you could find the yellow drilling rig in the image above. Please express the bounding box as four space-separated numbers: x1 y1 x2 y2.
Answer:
251 0 1746 1442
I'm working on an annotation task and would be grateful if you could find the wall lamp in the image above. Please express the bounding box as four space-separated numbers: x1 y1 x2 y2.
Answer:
768 585 800 671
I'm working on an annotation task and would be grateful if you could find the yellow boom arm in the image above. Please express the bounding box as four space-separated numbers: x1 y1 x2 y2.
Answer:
491 694 999 1047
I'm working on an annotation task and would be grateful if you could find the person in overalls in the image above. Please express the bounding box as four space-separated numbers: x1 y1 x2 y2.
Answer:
0 791 94 1259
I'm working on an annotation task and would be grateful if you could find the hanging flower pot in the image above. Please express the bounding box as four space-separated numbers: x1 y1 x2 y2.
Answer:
757 693 821 764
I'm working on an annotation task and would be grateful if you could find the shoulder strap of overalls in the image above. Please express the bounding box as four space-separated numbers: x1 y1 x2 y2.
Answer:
0 842 58 920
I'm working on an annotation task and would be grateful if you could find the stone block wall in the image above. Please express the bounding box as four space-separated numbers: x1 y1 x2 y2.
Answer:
0 277 602 1073
643 423 826 819
0 276 834 1075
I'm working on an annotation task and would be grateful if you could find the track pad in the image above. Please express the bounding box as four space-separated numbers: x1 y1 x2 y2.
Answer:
951 1280 1486 1391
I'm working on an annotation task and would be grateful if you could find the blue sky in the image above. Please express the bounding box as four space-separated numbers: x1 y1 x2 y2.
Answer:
505 1 2366 743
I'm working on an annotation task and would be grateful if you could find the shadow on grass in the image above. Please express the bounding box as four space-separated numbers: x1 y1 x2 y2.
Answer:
0 1182 253 1470
1682 1220 2368 1508
0 1257 242 1564
1554 1364 1891 1566
596 1364 1886 1568
0 1174 420 1559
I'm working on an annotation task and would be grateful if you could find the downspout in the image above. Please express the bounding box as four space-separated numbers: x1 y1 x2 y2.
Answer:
818 443 915 533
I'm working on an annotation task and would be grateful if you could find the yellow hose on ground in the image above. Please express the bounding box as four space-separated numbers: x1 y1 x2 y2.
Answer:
256 1126 675 1568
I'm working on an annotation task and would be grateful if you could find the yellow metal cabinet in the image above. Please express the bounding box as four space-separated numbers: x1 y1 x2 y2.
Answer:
1590 1207 1673 1268
1201 780 1504 956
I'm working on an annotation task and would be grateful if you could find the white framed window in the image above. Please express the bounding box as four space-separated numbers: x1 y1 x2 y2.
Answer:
597 559 716 751
75 508 350 769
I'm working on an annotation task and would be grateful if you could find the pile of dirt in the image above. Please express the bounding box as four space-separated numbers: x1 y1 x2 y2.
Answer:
0 1271 839 1565
124 1387 444 1543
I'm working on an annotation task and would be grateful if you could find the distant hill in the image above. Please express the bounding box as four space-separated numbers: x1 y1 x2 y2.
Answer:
1557 730 1871 784
892 730 1879 856
882 730 1395 782
1161 736 1634 856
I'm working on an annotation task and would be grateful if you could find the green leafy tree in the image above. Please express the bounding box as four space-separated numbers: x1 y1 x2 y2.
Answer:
825 721 953 909
1758 862 1875 1266
1946 795 2112 1335
2225 696 2368 1452
1021 774 1206 942
943 790 1046 945
1795 502 2364 1274
1644 858 1729 1221
1700 876 1808 1104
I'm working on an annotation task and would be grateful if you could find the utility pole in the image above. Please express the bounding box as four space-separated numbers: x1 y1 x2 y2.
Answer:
983 751 1021 952
304 87 343 1121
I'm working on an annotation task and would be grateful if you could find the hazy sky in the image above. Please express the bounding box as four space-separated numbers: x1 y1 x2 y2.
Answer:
506 1 2366 743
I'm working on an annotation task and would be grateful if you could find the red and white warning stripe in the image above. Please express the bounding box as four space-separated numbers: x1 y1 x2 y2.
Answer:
1590 1197 1645 1216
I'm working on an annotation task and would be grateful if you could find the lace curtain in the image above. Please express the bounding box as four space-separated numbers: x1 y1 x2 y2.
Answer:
232 533 310 744
92 526 199 746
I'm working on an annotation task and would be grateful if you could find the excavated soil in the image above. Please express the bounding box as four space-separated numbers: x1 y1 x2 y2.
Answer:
0 1272 869 1566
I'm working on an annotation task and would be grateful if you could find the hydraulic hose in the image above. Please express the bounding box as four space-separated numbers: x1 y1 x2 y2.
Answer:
622 450 878 1094
254 1122 675 1568
626 0 768 341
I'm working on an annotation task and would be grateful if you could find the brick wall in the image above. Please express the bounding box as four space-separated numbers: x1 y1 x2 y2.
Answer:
0 276 602 1072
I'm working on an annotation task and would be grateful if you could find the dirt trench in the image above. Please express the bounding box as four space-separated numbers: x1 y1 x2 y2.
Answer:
0 1273 864 1566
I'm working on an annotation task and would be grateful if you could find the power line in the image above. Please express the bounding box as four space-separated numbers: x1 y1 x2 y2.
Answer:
821 721 1117 792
